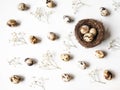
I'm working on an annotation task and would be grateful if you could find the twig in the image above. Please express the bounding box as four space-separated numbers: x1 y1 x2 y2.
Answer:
108 37 120 51
8 57 22 67
9 32 27 46
89 69 106 84
112 0 120 11
63 32 77 52
72 0 88 14
38 50 61 70
30 7 54 23
30 77 48 90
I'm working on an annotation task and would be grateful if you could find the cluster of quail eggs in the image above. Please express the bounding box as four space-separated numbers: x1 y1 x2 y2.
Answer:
79 25 97 42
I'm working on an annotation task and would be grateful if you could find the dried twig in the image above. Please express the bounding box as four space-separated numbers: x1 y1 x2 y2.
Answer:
9 32 27 46
89 69 106 84
112 0 120 11
63 32 77 52
8 57 22 67
30 7 54 23
30 77 48 90
108 37 120 51
38 51 61 70
72 0 88 14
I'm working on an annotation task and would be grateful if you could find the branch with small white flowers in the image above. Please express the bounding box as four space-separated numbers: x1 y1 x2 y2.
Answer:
89 69 106 84
112 1 120 11
8 57 22 67
30 7 54 23
9 32 27 46
63 32 77 52
72 0 88 14
30 76 48 90
108 37 120 51
38 50 61 70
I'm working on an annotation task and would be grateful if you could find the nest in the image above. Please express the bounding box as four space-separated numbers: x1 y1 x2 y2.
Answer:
75 19 105 48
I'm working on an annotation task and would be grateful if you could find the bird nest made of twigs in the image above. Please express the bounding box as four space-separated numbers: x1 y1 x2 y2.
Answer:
75 19 105 48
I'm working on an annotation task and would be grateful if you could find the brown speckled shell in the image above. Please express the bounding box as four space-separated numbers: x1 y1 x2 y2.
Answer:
75 19 105 48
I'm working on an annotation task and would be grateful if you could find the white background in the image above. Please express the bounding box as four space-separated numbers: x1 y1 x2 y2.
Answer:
0 0 120 90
